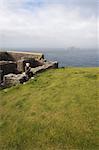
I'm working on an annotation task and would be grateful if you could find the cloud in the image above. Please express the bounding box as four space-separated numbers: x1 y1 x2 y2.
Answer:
0 0 97 49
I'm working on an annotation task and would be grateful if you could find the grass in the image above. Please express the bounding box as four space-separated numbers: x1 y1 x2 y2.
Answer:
0 67 99 150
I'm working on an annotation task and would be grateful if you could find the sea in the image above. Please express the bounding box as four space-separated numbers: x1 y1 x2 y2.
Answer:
3 48 99 68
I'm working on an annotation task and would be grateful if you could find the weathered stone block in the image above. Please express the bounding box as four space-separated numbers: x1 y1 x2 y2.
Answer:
31 61 58 74
0 61 17 75
0 70 3 84
3 73 28 87
0 51 44 61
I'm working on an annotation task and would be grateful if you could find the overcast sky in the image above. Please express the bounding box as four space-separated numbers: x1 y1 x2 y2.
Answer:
0 0 98 49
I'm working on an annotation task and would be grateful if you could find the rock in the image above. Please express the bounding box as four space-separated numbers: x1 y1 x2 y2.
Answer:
31 61 58 74
0 51 58 88
0 70 3 84
3 73 28 87
0 61 17 75
17 74 28 84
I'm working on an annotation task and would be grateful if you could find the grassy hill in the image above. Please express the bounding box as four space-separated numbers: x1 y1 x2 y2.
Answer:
0 68 99 150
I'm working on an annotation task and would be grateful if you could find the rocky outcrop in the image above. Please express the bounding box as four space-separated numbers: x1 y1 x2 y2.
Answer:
0 51 44 61
3 61 58 87
0 61 17 75
3 73 28 87
17 58 43 73
0 51 58 88
31 61 58 74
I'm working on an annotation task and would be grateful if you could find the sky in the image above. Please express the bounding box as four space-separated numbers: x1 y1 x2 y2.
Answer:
0 0 98 49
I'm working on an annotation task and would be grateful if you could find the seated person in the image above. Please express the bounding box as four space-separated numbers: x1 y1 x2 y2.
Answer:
25 63 33 78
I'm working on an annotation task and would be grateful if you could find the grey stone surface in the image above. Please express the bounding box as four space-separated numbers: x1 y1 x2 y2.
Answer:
3 73 28 87
31 61 58 74
17 58 43 73
0 70 3 84
0 51 44 61
0 61 17 75
0 51 58 88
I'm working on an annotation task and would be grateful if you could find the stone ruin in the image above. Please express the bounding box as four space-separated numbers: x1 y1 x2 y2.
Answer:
0 51 58 88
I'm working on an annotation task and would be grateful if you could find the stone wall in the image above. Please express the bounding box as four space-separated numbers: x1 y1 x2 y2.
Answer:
0 51 58 87
31 61 58 74
3 61 58 87
3 73 28 87
0 51 44 61
0 51 45 74
17 58 44 73
0 61 17 75
0 52 15 61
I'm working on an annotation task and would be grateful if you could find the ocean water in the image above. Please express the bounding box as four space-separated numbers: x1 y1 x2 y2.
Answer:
5 48 99 67
41 49 99 67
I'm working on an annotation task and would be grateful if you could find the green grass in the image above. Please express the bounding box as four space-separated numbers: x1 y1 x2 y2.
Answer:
0 67 99 150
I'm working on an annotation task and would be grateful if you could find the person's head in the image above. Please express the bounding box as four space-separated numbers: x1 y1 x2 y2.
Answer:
26 63 30 67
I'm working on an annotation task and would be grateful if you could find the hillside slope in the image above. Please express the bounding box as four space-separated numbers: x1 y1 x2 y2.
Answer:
0 68 99 150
